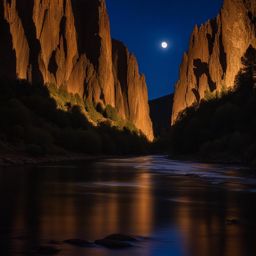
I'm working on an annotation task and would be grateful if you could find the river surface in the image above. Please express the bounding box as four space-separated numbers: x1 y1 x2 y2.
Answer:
0 155 256 256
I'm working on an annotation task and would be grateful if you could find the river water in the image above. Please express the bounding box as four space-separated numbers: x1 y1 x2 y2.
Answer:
0 155 256 256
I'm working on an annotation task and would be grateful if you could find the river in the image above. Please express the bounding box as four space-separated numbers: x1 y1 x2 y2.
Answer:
0 155 256 256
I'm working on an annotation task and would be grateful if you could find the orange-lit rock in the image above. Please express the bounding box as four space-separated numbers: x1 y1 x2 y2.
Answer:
112 40 154 141
0 0 153 140
172 0 256 124
3 0 30 80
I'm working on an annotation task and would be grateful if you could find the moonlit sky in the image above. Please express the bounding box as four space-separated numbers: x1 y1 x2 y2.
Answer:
106 0 223 100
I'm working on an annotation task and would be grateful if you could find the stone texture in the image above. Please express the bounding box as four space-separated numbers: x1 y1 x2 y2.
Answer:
112 40 154 141
3 0 30 80
172 0 256 124
0 0 153 140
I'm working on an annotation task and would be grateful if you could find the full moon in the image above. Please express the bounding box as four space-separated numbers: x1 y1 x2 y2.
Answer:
161 41 168 49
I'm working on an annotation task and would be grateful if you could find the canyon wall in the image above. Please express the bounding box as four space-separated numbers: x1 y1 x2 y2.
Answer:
172 0 256 124
0 0 153 141
112 40 153 140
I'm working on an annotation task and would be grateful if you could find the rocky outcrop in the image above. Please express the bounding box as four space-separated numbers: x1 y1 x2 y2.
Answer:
0 0 153 140
172 0 256 124
112 40 154 141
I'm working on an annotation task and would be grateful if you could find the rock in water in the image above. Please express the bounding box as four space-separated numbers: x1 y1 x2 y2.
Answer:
0 0 153 141
104 233 138 242
226 218 241 225
172 0 256 124
94 233 138 249
95 239 133 249
63 238 94 248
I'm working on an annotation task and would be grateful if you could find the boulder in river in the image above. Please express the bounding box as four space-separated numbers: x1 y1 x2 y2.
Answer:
95 239 133 249
226 218 240 225
95 234 137 249
104 234 138 242
63 239 94 248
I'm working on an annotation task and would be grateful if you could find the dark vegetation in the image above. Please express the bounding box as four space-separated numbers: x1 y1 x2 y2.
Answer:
0 79 149 157
168 45 256 164
149 94 173 153
149 94 173 137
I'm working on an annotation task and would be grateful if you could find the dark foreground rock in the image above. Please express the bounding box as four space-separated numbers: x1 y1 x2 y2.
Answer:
104 234 138 242
63 239 95 248
95 233 138 249
95 239 133 249
226 218 240 225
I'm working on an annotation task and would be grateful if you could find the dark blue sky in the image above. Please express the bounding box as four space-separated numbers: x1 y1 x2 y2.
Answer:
106 0 223 100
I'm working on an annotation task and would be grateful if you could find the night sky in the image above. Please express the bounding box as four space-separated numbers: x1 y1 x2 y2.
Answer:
106 0 223 100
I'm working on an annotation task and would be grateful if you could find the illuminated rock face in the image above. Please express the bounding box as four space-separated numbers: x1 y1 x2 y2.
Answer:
172 0 256 124
112 40 154 141
0 0 153 140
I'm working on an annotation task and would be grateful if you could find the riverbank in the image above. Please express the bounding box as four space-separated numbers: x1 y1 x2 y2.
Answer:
0 153 105 167
1 149 253 169
0 151 150 167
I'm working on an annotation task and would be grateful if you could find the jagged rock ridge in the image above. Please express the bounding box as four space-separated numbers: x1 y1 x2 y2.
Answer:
0 0 153 141
172 0 256 124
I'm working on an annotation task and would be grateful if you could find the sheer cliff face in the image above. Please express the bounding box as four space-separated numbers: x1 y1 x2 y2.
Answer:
112 40 154 141
0 0 153 140
2 0 114 103
172 0 256 124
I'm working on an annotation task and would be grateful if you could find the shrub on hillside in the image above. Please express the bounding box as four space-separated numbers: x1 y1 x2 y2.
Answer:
85 101 103 122
104 105 119 121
